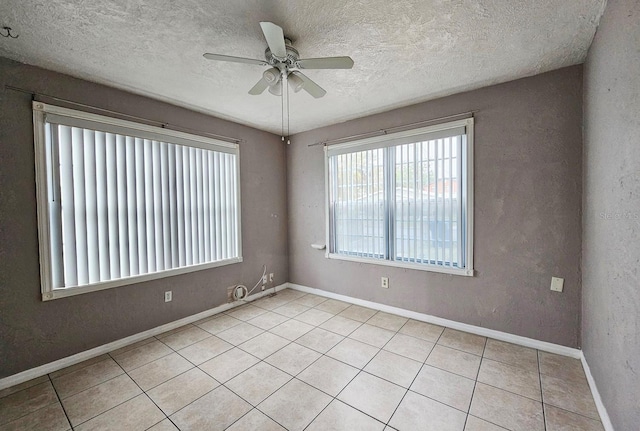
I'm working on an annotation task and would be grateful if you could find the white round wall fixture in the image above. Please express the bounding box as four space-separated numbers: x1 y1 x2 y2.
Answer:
232 285 248 301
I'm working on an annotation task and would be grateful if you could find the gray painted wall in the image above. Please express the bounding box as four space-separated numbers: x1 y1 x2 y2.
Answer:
582 0 640 428
0 57 288 378
288 66 583 347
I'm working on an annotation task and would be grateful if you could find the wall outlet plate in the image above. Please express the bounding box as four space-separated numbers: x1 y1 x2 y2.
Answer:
381 277 389 289
550 277 564 292
164 291 172 302
269 273 274 282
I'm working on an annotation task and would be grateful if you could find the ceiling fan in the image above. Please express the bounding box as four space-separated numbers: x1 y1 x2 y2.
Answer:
203 22 354 99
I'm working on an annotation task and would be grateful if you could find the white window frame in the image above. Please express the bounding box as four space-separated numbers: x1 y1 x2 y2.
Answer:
33 102 243 300
324 118 474 276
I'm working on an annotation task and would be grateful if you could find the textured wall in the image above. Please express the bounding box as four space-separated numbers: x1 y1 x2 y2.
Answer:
582 0 640 428
287 66 583 347
0 57 288 378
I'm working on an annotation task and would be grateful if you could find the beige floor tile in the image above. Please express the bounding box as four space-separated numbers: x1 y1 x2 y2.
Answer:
147 367 218 415
296 328 344 353
0 402 69 431
338 372 406 423
478 358 541 401
52 357 123 399
544 404 604 431
320 315 363 336
198 347 259 383
111 340 173 372
269 319 315 341
469 383 544 431
238 331 290 359
538 352 586 382
194 315 242 334
389 390 467 431
0 376 50 400
297 356 359 396
177 335 233 365
465 416 509 430
62 374 141 427
411 365 476 412
74 394 164 431
128 352 193 391
293 294 328 307
438 328 487 356
326 338 380 369
226 362 291 405
338 305 378 322
247 311 289 330
541 374 599 420
147 419 179 431
227 409 285 431
364 350 422 388
170 386 251 431
307 399 385 431
274 289 306 301
272 302 310 318
0 381 58 425
398 319 444 342
49 354 112 379
158 326 211 351
216 322 264 345
266 343 321 375
294 308 334 326
384 333 435 362
227 304 268 321
349 324 395 348
107 338 156 358
252 295 291 310
155 325 193 339
427 344 481 379
483 339 538 373
367 312 409 332
259 379 332 431
314 299 351 314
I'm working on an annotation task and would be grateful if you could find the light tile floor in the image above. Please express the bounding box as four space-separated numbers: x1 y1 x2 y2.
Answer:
0 288 605 431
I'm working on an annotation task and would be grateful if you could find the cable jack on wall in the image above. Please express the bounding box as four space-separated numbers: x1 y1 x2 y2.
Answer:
1 27 19 38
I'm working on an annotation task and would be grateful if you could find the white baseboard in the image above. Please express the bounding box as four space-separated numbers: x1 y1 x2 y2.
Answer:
0 283 286 391
581 352 615 431
287 283 581 358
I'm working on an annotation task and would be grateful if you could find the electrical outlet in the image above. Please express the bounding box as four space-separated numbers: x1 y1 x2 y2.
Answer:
164 291 172 302
269 273 274 283
550 277 564 292
381 277 389 289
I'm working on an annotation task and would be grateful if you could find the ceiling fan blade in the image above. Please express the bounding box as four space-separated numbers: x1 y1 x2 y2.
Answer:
294 71 327 98
259 22 287 59
248 77 269 95
296 56 354 69
203 53 268 66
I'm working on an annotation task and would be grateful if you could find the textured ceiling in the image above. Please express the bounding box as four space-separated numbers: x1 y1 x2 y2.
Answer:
0 0 605 134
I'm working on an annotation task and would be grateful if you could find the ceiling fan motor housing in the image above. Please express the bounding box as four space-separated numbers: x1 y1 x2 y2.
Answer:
265 42 300 69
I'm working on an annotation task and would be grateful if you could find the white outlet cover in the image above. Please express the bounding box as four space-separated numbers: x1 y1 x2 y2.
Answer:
550 277 564 292
164 291 172 302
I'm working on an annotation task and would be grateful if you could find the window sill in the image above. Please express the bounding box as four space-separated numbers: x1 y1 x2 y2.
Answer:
42 257 243 301
326 253 473 277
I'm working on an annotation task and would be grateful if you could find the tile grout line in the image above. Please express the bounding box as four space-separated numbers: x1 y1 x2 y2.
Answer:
47 374 75 431
384 320 447 428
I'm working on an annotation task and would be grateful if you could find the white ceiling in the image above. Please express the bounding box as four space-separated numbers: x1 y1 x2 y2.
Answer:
0 0 605 135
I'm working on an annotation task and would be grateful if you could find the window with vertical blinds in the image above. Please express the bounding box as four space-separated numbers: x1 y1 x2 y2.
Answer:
326 118 474 276
33 102 242 300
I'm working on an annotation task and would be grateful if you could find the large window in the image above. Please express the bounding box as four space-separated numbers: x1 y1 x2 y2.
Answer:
325 118 473 276
33 102 242 300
